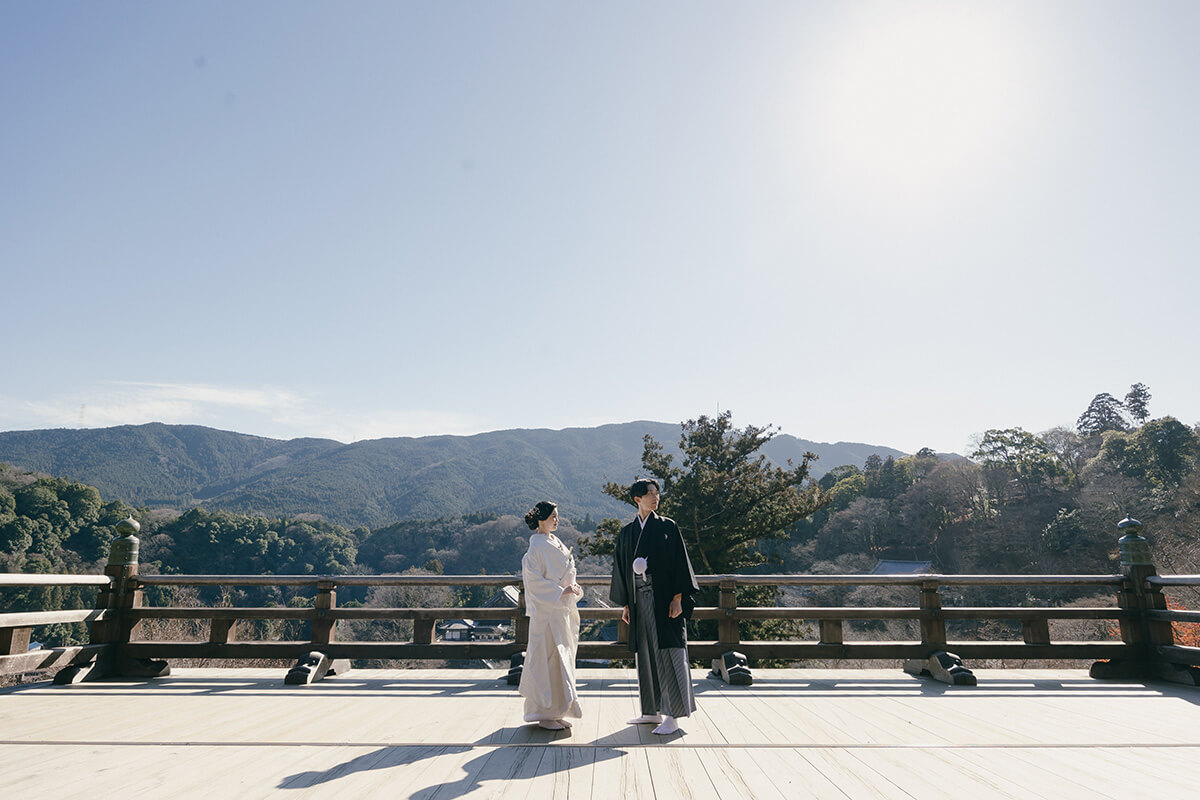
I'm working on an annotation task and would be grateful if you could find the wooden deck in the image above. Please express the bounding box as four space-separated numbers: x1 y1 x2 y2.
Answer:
3 668 1199 798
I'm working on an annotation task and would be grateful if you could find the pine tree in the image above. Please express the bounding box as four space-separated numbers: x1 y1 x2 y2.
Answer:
580 412 830 573
1124 382 1152 425
1076 392 1129 436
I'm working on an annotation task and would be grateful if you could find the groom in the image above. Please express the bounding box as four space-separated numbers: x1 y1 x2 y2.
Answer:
609 478 699 735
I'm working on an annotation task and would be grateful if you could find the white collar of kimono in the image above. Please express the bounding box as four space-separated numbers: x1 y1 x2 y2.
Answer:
538 532 569 553
637 512 654 530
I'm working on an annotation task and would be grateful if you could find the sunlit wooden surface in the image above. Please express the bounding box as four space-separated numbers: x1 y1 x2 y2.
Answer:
3 668 1199 798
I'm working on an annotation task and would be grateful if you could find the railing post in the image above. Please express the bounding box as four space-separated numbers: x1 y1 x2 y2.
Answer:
209 618 236 645
1093 516 1195 683
1022 618 1051 646
89 517 136 646
506 585 531 686
413 616 435 645
0 625 32 656
904 579 974 685
711 579 752 685
918 580 946 647
718 579 739 646
109 518 149 648
514 586 530 647
284 578 350 685
615 587 629 645
819 620 843 645
56 517 167 683
312 580 336 645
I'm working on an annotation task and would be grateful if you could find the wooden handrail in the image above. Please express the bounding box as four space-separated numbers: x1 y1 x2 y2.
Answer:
129 572 1126 589
127 607 523 621
120 604 1133 623
0 609 117 627
1146 609 1200 623
1146 575 1200 587
698 574 1125 587
132 575 326 587
0 574 113 588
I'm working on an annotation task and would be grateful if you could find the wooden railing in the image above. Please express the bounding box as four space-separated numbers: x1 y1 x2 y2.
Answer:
113 572 1137 664
3 516 1198 685
1145 575 1200 670
0 573 116 678
2 568 1194 682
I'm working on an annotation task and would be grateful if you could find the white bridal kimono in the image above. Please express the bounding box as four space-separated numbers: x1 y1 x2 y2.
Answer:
518 533 583 722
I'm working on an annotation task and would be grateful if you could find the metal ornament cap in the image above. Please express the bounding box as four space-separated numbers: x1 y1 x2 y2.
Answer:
109 516 141 566
114 516 141 536
1117 516 1151 567
1117 516 1143 533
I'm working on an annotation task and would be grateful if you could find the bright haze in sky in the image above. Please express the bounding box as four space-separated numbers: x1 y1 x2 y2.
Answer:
2 2 1197 456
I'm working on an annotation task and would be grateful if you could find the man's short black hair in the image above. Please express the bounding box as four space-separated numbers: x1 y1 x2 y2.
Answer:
630 478 660 500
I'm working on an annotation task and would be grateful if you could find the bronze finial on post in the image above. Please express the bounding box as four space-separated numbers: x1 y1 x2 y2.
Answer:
108 516 141 567
107 517 143 637
98 516 142 640
1118 516 1153 571
86 516 142 645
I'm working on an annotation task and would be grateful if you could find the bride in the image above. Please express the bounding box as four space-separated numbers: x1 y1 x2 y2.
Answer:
518 501 583 730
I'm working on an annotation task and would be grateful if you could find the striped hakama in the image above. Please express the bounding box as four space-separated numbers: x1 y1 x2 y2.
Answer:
634 575 696 718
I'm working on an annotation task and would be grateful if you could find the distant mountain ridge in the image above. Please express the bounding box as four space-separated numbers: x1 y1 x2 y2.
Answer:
0 422 907 528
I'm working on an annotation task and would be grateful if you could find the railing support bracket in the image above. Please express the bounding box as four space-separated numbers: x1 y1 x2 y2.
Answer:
904 650 976 686
709 650 752 685
52 659 107 685
51 652 168 685
506 651 525 686
1154 661 1200 686
284 651 350 685
1089 658 1142 679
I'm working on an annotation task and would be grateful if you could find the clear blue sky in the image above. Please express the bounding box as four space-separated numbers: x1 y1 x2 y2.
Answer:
3 1 1197 455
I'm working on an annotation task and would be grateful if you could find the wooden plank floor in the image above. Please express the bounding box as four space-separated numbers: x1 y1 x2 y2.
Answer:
3 668 1200 798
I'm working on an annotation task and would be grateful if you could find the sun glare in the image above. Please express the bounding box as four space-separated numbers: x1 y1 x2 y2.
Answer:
805 5 1040 209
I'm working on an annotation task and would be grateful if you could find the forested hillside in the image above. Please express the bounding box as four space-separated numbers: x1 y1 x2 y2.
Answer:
784 386 1200 581
0 424 343 507
4 388 1198 652
0 422 904 527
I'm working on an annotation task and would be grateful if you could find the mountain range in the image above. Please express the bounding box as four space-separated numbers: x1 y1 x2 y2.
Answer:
0 422 906 529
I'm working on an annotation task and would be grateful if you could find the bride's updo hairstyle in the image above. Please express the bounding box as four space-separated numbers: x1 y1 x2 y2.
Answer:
524 501 558 530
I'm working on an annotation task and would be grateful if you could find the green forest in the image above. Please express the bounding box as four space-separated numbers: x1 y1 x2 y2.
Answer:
3 384 1199 651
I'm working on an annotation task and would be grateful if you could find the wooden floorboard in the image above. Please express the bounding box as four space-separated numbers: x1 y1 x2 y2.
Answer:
3 668 1200 798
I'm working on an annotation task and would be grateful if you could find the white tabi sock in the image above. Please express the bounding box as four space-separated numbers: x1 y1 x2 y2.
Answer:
652 715 680 735
627 714 664 725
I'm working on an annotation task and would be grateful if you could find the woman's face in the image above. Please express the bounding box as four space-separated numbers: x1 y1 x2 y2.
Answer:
538 509 559 533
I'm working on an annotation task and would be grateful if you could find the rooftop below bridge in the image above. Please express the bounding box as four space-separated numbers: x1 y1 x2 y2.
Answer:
3 668 1199 799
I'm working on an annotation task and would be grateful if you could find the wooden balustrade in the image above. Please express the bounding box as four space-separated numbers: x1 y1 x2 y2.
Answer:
2 568 1184 678
4 514 1199 685
0 574 116 678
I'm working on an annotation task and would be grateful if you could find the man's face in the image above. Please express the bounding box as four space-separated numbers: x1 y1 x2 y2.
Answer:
635 486 660 515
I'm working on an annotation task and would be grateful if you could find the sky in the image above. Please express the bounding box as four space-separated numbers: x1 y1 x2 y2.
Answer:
2 1 1198 456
